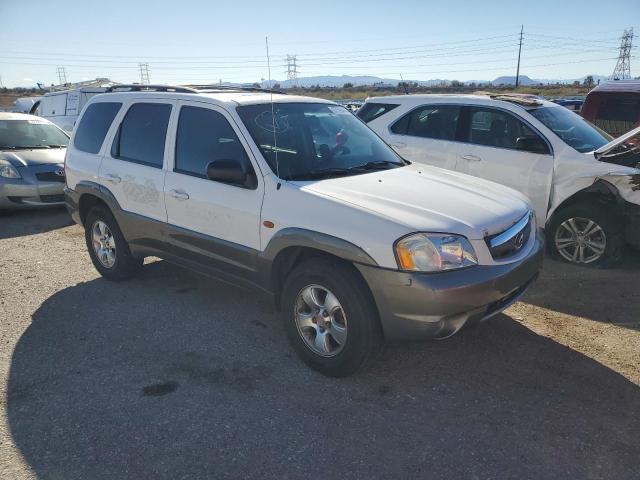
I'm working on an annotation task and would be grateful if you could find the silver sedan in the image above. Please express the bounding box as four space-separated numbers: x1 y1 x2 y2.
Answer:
0 112 69 209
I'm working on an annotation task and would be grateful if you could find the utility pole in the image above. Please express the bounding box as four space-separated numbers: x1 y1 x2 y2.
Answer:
56 66 67 85
139 63 150 85
611 27 633 80
515 25 523 88
285 54 298 85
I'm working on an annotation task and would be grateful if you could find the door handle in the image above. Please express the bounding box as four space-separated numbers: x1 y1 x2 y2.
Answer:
461 154 482 162
169 189 190 201
390 142 406 149
104 173 122 183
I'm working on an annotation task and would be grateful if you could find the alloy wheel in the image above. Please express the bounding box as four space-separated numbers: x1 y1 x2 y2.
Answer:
92 220 117 268
294 284 348 357
554 216 606 264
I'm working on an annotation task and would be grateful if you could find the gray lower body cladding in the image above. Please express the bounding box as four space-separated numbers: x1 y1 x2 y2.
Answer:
356 231 544 342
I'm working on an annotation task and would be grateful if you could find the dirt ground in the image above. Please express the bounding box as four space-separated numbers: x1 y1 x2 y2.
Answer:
1 207 639 479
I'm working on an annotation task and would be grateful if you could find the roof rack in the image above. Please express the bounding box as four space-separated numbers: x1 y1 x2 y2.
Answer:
104 84 198 93
185 84 287 95
103 84 287 95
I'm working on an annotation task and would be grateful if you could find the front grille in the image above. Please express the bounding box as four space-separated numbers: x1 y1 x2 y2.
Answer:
40 194 65 203
36 171 66 183
485 212 532 259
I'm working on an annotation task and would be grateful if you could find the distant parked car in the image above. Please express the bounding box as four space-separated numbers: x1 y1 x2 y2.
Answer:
552 98 584 113
581 80 640 137
0 113 69 209
362 93 640 267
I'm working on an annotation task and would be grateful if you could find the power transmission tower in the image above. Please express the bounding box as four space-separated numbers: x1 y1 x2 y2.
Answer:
285 54 298 85
611 27 633 80
57 66 67 85
0 76 4 88
139 63 151 84
515 25 524 88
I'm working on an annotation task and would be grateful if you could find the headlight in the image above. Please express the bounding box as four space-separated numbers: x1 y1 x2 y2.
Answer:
395 233 478 272
0 160 21 179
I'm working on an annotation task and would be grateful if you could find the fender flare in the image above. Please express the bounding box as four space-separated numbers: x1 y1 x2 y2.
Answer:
548 179 624 225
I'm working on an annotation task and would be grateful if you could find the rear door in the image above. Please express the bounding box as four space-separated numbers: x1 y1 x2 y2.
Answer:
163 101 264 277
98 99 173 222
384 104 461 170
455 106 554 221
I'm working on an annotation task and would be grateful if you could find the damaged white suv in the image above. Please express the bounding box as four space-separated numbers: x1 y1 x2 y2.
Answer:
362 94 640 266
65 85 542 376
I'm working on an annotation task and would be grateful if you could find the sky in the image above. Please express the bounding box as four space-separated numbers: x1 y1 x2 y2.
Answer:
0 0 638 88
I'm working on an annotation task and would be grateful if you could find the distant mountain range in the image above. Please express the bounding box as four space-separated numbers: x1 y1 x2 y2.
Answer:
259 74 610 88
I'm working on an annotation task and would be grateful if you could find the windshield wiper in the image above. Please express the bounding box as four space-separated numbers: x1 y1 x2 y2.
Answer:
349 160 404 171
46 144 67 148
289 167 356 180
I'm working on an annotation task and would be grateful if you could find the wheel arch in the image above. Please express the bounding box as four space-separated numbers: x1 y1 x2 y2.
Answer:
548 179 625 227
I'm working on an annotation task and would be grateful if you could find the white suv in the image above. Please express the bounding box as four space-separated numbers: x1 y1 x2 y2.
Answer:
362 94 640 267
65 85 542 376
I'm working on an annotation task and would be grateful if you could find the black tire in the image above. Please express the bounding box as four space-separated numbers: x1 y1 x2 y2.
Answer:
281 257 383 377
84 204 143 281
548 203 624 268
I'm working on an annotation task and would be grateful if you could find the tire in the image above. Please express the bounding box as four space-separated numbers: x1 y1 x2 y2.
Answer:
548 203 623 268
84 204 143 281
281 257 383 377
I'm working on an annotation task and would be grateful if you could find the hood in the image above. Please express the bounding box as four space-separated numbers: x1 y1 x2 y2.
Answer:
295 164 530 240
594 125 640 169
0 148 66 167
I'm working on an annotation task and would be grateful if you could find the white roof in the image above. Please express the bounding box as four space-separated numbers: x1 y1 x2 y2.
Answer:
367 93 557 109
0 112 47 121
89 90 336 108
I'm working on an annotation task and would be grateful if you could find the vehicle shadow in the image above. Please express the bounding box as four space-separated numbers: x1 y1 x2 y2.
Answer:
6 261 640 479
521 249 640 330
0 206 73 240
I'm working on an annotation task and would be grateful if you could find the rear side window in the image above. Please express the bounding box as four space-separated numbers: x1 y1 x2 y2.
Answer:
74 102 121 153
111 103 172 167
391 105 460 140
175 106 252 178
357 103 399 123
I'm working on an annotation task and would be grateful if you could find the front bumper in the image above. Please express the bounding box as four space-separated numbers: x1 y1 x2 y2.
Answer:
0 164 65 208
356 230 544 341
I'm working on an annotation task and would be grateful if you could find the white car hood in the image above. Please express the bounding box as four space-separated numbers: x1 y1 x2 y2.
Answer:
296 164 530 240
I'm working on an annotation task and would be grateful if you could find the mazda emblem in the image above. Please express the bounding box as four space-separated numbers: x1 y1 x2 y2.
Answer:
514 231 525 249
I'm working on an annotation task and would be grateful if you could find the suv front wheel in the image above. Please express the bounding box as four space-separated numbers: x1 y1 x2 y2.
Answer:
549 203 623 267
84 205 143 280
281 258 383 377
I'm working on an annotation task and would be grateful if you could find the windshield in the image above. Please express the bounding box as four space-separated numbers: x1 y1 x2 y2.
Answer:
237 103 405 180
0 119 69 149
528 106 611 153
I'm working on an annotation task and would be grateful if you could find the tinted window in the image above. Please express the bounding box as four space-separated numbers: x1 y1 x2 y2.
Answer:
111 103 171 167
74 102 121 153
237 103 404 181
357 102 399 123
594 96 640 137
467 107 545 151
392 105 460 140
529 106 610 153
175 106 252 178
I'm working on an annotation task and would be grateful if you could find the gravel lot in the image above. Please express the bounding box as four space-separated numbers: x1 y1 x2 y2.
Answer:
1 207 639 479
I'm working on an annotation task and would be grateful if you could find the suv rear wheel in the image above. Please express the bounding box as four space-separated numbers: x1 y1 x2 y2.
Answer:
84 205 142 280
281 257 383 377
548 203 623 267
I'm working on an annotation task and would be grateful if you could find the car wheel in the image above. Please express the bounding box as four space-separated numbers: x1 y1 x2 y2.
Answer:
84 205 143 280
548 203 623 267
281 257 383 377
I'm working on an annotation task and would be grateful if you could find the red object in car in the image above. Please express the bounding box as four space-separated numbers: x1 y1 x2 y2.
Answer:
581 80 640 138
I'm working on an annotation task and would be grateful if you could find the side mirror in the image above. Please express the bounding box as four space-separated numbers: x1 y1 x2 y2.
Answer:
206 159 257 189
515 136 549 155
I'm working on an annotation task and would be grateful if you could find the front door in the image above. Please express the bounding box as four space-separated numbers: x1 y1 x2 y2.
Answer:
163 101 264 278
455 106 554 222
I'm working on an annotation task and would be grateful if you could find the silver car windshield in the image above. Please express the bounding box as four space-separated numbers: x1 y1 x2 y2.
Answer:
237 102 405 180
0 120 70 149
528 106 611 153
